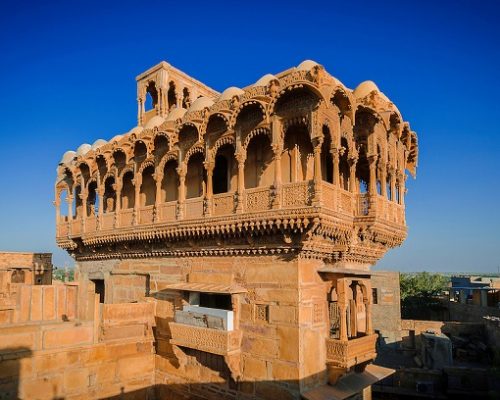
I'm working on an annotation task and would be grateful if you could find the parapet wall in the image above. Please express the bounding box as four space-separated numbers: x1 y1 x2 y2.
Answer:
0 285 156 400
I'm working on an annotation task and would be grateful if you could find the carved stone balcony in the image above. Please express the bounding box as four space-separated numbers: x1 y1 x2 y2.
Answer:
169 322 242 356
325 334 378 368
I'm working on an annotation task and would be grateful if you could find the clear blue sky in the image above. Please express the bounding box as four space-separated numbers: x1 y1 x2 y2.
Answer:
0 0 498 272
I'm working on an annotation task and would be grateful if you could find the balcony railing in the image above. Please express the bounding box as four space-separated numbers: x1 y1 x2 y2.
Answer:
169 322 242 356
326 333 377 368
57 182 405 239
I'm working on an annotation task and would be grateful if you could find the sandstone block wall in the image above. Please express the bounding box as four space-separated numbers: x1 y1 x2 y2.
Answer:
371 271 401 344
0 287 156 400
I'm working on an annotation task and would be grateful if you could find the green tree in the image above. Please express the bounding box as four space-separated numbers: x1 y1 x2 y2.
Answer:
400 272 449 319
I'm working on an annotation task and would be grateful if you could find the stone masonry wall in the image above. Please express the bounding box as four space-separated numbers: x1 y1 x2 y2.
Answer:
0 286 156 400
77 255 332 400
371 271 401 344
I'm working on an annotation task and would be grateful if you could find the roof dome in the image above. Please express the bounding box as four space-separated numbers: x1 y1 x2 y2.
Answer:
188 97 214 112
166 107 187 121
296 59 320 70
219 87 244 101
91 139 107 150
353 81 380 99
60 150 76 165
76 143 91 156
127 126 143 135
144 115 165 129
254 73 277 87
110 134 123 143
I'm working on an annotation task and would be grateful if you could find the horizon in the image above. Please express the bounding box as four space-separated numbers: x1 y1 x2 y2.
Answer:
0 0 499 272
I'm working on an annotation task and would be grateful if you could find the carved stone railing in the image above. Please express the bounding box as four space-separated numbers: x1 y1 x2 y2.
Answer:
321 181 336 210
101 212 115 230
139 205 154 225
169 322 242 356
245 187 272 212
282 181 312 208
159 202 177 222
185 197 204 219
213 192 235 216
357 193 370 216
58 220 69 236
85 216 97 232
71 219 81 235
338 189 354 215
325 333 377 368
120 209 133 227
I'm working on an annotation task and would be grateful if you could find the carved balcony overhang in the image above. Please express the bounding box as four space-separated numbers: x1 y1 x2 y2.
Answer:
169 321 242 356
325 333 377 369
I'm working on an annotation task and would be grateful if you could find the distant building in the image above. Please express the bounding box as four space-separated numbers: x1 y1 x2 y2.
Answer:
450 275 500 307
0 251 52 285
371 271 402 344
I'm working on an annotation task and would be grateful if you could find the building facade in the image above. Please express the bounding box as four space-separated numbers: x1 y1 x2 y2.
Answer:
0 252 52 286
55 60 418 399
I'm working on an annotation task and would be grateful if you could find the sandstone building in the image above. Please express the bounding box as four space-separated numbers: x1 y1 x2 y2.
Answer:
53 60 417 399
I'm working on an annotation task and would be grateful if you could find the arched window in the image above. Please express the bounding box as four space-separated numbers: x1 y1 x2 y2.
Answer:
186 153 205 199
112 150 126 175
121 171 135 209
145 81 158 111
96 155 107 179
59 189 69 221
87 181 98 216
104 177 116 213
356 146 369 194
244 134 274 189
134 142 147 165
339 138 350 191
154 135 169 161
162 160 179 202
73 185 82 218
386 175 392 201
168 81 176 110
213 144 236 194
182 88 190 109
282 124 314 183
321 126 333 184
140 166 156 206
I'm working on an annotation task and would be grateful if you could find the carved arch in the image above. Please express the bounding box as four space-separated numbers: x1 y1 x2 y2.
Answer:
242 127 271 150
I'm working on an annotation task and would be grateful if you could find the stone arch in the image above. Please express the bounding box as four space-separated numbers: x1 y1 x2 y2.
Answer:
233 101 266 134
271 83 323 116
133 140 148 165
242 127 271 151
186 151 206 199
140 165 156 207
103 175 116 213
321 125 334 184
153 133 170 161
281 119 314 183
167 81 177 110
213 142 237 194
161 158 179 202
244 133 274 189
145 81 158 111
121 170 135 210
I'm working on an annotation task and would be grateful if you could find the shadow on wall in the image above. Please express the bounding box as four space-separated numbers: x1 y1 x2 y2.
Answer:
0 347 33 400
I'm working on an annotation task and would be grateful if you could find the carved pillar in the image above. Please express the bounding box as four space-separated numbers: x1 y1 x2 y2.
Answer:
348 157 357 193
332 147 340 186
154 171 163 222
177 167 186 219
339 303 348 341
380 163 387 198
368 154 377 195
312 137 323 206
399 172 406 205
97 187 104 229
66 194 74 221
133 175 142 225
138 97 145 126
176 93 183 109
204 161 214 216
390 169 396 202
235 152 246 213
271 143 282 209
54 195 61 235
114 183 121 228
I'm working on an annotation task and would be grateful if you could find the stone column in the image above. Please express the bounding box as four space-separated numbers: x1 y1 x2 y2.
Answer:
177 167 186 219
133 175 142 225
235 152 246 213
204 161 214 216
348 157 357 193
176 93 183 109
138 97 145 126
380 163 387 198
114 183 121 228
271 143 282 209
154 171 163 222
339 303 348 341
66 194 74 221
332 147 340 186
312 137 323 206
390 171 396 202
368 154 378 195
399 172 406 205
